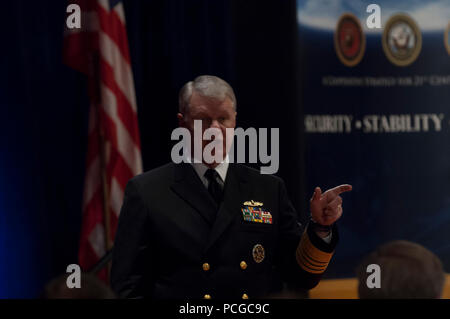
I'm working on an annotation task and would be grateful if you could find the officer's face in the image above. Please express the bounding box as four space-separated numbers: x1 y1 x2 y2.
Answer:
178 91 236 167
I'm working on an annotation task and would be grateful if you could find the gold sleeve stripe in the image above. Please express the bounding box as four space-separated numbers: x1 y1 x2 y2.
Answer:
301 230 334 262
299 243 329 265
296 231 334 274
300 246 328 268
296 251 327 273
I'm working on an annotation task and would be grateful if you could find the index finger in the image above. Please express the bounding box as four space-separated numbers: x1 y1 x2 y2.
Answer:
328 184 352 196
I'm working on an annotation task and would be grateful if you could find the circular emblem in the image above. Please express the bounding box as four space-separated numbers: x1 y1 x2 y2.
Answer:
334 13 366 67
445 23 450 56
382 14 422 67
252 244 265 263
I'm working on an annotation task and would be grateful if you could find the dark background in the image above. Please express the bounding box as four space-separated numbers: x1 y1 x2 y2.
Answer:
0 0 305 298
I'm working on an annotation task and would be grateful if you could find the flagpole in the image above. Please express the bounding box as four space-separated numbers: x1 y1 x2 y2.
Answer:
90 54 113 263
88 50 112 279
97 109 113 281
98 126 112 253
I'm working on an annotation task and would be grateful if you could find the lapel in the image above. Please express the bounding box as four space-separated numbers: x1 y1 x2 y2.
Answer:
170 163 218 226
205 164 250 252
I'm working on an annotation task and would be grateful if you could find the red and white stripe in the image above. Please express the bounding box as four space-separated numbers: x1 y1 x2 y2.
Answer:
64 0 142 280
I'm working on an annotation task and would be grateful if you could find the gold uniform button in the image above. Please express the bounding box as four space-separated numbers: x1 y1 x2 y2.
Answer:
204 294 211 299
202 263 210 271
240 261 247 270
242 293 249 299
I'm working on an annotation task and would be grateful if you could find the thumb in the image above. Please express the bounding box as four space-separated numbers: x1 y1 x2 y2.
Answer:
312 187 322 201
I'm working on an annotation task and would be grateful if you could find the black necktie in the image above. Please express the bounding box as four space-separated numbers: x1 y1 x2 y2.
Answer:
204 169 223 206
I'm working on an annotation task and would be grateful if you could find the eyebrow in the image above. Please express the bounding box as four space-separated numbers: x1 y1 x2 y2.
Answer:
191 111 209 117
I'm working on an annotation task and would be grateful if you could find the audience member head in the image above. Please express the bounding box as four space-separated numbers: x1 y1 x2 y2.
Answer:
41 272 116 299
356 240 445 299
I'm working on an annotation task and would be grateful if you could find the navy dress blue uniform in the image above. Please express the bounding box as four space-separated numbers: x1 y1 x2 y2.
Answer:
110 162 338 299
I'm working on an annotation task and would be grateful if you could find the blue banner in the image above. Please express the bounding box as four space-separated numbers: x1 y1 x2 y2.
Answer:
297 0 450 277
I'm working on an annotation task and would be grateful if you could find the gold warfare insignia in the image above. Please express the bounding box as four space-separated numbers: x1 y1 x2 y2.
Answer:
382 14 422 67
445 23 450 56
252 244 265 263
334 13 366 67
243 200 263 207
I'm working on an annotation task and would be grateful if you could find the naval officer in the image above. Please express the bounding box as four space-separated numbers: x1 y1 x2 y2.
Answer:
110 75 352 299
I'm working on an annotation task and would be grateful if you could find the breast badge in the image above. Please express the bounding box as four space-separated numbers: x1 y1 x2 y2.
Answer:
241 200 272 224
252 244 265 263
382 14 422 66
334 13 365 67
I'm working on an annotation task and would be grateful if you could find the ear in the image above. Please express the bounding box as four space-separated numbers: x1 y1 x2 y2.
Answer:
177 113 185 127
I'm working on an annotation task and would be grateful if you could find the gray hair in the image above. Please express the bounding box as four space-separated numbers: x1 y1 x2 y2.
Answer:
178 75 237 114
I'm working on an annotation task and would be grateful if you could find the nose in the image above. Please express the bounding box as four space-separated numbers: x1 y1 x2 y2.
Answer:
210 119 221 128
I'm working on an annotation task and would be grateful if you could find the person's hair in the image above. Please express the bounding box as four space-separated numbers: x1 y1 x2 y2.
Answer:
41 272 116 299
356 240 445 299
178 75 237 114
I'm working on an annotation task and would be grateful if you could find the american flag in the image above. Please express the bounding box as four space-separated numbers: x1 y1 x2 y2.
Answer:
63 0 142 281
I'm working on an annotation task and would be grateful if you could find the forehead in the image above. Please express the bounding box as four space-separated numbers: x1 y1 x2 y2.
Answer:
188 91 234 114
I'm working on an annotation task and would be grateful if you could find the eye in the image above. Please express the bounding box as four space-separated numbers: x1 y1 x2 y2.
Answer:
202 118 212 126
